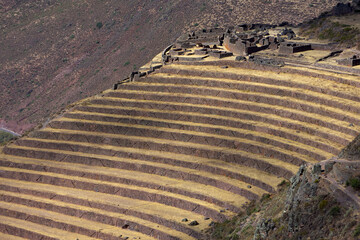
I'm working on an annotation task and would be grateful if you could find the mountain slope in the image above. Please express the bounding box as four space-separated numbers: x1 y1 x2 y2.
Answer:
0 0 352 134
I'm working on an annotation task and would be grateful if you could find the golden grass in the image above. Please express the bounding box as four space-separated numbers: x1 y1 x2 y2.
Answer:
72 106 334 160
46 118 302 173
0 154 248 209
151 72 360 115
5 141 279 193
82 105 338 153
166 64 360 95
100 94 349 150
0 166 230 216
0 190 191 240
0 215 100 240
0 200 156 240
123 81 360 132
285 63 360 79
0 178 207 232
0 232 27 240
61 113 318 164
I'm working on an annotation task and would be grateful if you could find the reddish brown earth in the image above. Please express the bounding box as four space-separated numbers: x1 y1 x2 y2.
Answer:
0 0 350 134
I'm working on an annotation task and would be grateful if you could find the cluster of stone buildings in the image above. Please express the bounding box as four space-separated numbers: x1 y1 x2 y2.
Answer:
164 24 360 67
115 24 359 90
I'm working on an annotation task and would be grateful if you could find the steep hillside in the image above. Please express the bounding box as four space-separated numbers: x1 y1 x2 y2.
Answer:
207 141 360 240
0 0 352 134
1 19 360 237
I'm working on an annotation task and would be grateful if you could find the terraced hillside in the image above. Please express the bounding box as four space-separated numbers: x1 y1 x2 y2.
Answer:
1 58 360 239
0 0 354 134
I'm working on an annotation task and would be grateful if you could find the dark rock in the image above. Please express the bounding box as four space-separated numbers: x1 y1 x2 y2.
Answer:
247 185 252 188
248 55 285 67
285 165 320 233
189 220 199 226
235 56 246 61
332 3 353 16
253 218 275 240
181 218 188 222
325 162 335 173
312 164 321 175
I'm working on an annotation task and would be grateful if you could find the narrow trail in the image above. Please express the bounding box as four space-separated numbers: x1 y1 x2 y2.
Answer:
0 128 20 137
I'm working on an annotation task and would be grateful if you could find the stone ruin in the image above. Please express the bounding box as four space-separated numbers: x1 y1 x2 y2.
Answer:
337 55 360 67
278 42 312 55
223 34 277 56
222 25 298 56
115 23 359 90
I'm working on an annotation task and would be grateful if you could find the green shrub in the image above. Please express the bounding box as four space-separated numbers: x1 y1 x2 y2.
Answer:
354 224 360 237
279 180 290 187
260 194 271 202
329 206 341 216
0 131 15 145
346 177 360 190
96 22 103 29
318 199 328 210
123 61 130 66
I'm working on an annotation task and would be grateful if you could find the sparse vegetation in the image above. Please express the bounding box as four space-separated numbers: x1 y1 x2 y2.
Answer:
279 180 290 187
0 130 16 145
319 199 328 210
260 193 271 202
301 18 360 46
207 164 360 240
354 224 360 237
124 61 130 66
328 206 341 216
346 177 360 190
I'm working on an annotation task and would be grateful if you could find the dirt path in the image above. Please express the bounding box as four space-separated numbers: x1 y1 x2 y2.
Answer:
0 127 20 137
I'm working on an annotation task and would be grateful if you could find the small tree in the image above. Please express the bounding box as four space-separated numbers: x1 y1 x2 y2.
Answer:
96 22 103 29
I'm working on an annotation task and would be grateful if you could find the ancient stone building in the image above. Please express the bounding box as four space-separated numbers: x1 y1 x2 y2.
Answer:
337 55 360 66
278 42 312 54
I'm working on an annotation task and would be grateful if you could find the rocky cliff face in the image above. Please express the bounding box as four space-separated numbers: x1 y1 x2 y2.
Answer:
275 162 359 240
207 157 360 240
